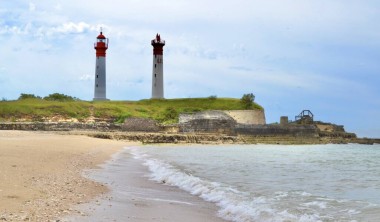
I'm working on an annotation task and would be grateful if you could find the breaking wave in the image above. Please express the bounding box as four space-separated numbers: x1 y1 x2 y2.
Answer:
129 148 334 222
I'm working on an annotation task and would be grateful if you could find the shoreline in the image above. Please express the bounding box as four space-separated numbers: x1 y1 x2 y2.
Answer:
63 147 226 222
0 130 130 221
0 130 226 222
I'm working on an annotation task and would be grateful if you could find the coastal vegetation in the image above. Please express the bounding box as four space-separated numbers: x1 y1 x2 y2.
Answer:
0 94 263 124
18 93 79 101
241 93 255 109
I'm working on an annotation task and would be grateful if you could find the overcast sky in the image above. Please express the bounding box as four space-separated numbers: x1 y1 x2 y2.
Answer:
1 0 379 137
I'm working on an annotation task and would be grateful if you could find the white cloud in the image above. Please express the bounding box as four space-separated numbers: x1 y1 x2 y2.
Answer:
79 74 93 81
0 20 106 40
29 2 36 12
51 22 91 34
54 3 62 11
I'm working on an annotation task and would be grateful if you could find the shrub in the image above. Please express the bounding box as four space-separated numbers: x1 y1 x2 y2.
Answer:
241 93 255 109
135 108 148 113
162 107 178 123
208 95 217 100
18 93 41 100
115 113 132 123
43 93 78 102
183 107 203 113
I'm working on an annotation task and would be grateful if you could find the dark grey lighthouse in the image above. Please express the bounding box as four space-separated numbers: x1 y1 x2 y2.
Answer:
151 34 165 99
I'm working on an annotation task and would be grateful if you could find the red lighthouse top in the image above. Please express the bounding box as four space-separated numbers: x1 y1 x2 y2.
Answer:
94 31 108 57
151 33 165 55
97 32 106 39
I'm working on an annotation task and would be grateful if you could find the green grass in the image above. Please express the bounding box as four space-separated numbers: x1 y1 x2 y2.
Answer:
0 98 263 124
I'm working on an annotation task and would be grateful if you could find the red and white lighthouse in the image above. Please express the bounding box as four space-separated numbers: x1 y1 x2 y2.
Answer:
93 30 109 101
151 34 165 99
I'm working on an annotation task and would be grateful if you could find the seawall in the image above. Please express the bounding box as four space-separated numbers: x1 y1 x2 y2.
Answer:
0 121 375 145
0 122 121 131
222 110 266 125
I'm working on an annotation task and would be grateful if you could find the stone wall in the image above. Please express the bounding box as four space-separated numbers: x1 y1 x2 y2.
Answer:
235 124 319 137
0 121 162 133
315 122 345 133
1 122 372 145
179 111 234 123
0 122 121 131
122 118 161 132
179 111 237 134
280 116 289 125
90 132 239 144
179 111 317 137
222 110 266 125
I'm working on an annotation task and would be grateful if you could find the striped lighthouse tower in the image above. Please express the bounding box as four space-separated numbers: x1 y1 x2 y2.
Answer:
151 34 165 99
93 30 109 101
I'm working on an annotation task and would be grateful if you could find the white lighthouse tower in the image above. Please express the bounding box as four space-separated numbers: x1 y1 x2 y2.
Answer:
93 30 109 101
151 34 165 99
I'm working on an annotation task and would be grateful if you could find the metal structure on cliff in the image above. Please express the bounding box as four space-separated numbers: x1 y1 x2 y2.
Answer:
295 110 314 124
93 29 109 101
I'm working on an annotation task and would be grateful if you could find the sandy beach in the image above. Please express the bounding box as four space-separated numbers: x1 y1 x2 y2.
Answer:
0 131 225 222
0 130 128 221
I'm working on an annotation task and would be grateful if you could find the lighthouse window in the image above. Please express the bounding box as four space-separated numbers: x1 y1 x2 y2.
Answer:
155 74 156 78
97 75 99 78
96 84 98 87
155 64 156 68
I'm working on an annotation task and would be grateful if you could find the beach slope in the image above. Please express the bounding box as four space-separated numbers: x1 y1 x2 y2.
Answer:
0 130 127 221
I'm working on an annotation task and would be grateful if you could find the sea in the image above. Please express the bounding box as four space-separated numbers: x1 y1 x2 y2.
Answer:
69 144 380 222
130 144 380 222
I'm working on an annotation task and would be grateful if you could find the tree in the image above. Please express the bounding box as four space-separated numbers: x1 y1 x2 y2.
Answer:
241 93 255 109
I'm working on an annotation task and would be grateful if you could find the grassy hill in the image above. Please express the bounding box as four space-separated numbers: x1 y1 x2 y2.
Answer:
0 98 263 124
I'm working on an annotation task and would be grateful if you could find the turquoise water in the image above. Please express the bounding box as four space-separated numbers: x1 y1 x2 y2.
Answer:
131 144 380 222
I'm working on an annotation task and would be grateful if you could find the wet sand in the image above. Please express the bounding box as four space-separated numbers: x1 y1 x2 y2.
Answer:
64 148 225 222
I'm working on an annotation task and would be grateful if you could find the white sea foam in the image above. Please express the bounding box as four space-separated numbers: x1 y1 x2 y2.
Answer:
129 145 380 222
143 197 195 205
130 148 324 222
302 201 328 209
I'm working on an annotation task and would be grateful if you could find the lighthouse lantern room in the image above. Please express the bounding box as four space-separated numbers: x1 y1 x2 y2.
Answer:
93 30 109 101
151 34 165 99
